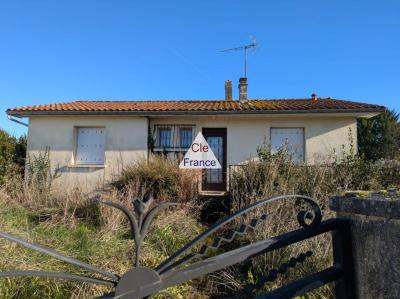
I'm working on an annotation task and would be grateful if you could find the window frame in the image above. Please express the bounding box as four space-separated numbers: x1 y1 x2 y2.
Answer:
270 127 306 163
73 126 106 166
153 124 195 151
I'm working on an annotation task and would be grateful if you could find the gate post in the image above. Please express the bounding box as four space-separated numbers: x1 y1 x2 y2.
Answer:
331 219 356 299
330 193 400 299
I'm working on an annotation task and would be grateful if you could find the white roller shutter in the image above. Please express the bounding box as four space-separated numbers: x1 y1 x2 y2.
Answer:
76 128 105 165
271 128 305 162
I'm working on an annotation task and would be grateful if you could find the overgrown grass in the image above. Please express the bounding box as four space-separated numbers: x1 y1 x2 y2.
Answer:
0 149 398 298
215 144 400 298
0 198 203 298
0 201 123 298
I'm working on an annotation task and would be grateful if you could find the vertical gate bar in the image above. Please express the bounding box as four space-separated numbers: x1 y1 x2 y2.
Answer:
332 219 356 299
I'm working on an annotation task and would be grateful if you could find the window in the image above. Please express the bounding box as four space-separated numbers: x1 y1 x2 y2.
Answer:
153 125 194 150
75 128 105 165
270 128 305 163
179 127 192 148
159 127 172 148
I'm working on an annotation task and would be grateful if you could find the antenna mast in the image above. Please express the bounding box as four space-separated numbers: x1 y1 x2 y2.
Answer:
221 36 257 77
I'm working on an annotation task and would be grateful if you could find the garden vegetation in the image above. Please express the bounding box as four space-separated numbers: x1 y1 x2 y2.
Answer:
0 110 399 298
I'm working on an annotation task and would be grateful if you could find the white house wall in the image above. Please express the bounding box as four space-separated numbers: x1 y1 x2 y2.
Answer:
26 114 357 192
27 115 148 192
150 114 357 165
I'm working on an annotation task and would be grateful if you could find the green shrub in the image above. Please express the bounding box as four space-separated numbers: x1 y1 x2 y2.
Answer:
111 155 198 203
372 159 400 188
358 109 400 161
0 129 26 185
0 130 15 183
223 141 399 298
25 147 60 194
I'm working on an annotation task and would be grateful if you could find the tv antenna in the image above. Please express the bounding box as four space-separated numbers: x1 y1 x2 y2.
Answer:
221 36 258 77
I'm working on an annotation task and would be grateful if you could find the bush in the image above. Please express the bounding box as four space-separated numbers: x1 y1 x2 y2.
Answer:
358 109 400 161
0 130 15 184
1 148 70 216
111 155 199 203
0 129 26 185
230 140 400 211
372 159 400 188
25 147 60 194
220 142 400 298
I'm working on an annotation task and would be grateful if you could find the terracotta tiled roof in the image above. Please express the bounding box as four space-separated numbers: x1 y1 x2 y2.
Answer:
7 98 385 116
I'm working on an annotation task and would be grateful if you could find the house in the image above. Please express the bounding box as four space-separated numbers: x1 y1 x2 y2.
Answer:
7 78 384 193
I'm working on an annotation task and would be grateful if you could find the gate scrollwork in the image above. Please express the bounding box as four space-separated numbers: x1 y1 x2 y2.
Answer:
0 194 324 299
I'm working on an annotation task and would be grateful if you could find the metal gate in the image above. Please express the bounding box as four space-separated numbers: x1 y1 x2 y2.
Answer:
0 194 355 298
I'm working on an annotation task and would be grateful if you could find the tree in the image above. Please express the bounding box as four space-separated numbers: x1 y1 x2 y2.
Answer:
0 128 27 184
358 109 400 160
0 129 16 183
14 135 27 167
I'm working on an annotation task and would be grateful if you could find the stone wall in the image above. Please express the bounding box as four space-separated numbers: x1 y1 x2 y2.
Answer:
330 193 400 299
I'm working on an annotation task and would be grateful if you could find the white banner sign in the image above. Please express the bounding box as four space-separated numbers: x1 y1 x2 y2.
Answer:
179 132 222 169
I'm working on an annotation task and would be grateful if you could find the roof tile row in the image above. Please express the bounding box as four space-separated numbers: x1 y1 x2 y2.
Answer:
7 98 385 115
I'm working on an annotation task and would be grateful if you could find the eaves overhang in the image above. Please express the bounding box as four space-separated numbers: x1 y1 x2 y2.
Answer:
6 107 385 118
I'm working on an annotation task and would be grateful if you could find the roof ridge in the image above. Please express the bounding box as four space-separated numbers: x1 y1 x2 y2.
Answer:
7 98 385 116
71 98 363 102
74 99 230 103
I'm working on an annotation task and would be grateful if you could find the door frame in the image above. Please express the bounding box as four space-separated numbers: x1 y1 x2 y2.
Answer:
201 128 227 191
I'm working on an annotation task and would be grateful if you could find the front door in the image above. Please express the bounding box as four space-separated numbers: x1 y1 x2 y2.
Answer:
202 128 227 191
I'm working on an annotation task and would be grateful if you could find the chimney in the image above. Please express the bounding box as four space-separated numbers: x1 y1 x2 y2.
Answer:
311 93 318 101
238 77 248 102
225 80 232 101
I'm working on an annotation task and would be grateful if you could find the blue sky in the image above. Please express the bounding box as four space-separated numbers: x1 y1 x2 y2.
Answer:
1 0 399 136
